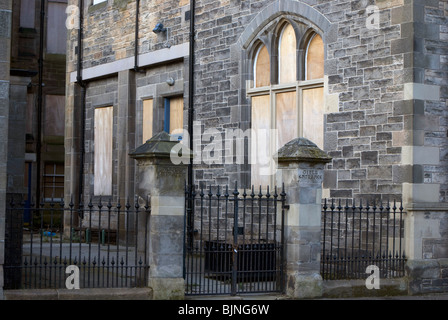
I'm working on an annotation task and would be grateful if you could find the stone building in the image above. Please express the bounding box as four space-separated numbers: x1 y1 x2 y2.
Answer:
66 0 448 257
7 0 67 205
0 0 67 296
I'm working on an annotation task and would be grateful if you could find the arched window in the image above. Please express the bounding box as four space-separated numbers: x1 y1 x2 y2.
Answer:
254 44 270 87
306 33 324 80
249 24 324 188
279 23 297 84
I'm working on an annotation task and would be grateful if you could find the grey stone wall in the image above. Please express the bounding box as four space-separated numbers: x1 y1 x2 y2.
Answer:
80 61 188 203
80 0 190 69
64 2 448 296
67 0 448 202
190 0 407 201
406 259 448 295
422 0 448 202
83 76 119 200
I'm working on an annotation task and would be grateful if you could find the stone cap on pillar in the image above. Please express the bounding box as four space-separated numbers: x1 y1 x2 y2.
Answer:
275 137 332 164
129 131 193 161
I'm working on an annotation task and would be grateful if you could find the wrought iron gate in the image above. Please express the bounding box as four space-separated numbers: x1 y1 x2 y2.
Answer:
183 182 286 296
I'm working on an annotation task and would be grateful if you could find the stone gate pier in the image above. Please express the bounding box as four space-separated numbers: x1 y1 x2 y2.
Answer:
275 137 331 299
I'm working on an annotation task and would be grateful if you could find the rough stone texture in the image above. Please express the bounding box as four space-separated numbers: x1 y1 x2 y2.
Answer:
276 137 332 163
63 0 448 297
277 137 329 299
130 136 189 299
66 0 448 203
286 272 323 299
406 259 448 295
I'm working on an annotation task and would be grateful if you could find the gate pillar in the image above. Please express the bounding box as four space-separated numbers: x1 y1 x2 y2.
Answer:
276 137 331 299
130 131 192 300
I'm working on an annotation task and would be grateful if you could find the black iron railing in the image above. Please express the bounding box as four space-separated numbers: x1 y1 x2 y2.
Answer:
4 197 150 289
184 183 286 296
321 199 406 280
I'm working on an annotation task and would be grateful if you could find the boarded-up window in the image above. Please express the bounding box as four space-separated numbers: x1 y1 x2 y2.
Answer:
20 0 35 28
169 96 184 136
254 45 270 88
47 1 67 54
276 91 297 148
44 95 65 136
302 87 324 149
142 99 153 143
163 96 184 141
249 26 325 188
94 107 113 196
279 24 297 84
251 95 271 188
306 34 324 80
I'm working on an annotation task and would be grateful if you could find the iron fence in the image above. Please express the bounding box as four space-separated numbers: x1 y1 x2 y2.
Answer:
321 199 406 280
4 196 150 289
184 183 286 296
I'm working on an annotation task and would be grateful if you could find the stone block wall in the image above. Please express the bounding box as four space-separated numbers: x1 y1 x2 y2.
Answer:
79 0 190 69
64 1 448 296
83 76 119 199
66 0 448 202
422 0 448 202
406 259 448 295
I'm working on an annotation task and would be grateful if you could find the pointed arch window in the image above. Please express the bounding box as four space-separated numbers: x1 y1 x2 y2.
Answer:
306 33 324 80
254 44 271 88
249 23 324 188
279 23 297 84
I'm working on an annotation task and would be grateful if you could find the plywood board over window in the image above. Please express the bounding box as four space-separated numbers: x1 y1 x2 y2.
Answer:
44 95 65 137
306 34 324 80
279 24 297 84
276 91 297 148
251 95 271 188
255 45 270 87
249 24 325 189
169 96 184 135
94 107 113 196
20 0 35 28
302 87 324 149
47 1 68 54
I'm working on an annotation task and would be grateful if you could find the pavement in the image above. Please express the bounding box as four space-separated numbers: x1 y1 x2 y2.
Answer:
186 292 448 300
